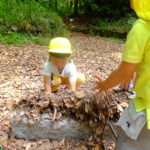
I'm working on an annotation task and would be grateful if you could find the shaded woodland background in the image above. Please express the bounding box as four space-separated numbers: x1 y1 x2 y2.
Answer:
0 0 136 45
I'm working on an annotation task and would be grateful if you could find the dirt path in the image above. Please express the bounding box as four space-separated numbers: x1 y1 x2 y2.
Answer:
0 32 128 150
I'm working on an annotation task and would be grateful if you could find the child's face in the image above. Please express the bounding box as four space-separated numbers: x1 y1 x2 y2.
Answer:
51 56 69 69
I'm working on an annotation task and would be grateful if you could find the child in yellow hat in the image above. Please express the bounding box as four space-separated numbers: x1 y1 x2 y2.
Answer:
43 37 85 94
94 0 150 149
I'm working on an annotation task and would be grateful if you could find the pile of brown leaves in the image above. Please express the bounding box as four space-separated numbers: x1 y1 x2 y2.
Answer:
11 85 129 150
12 88 118 132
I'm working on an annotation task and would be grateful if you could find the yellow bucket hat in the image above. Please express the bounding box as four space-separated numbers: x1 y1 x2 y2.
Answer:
132 0 150 20
48 37 72 54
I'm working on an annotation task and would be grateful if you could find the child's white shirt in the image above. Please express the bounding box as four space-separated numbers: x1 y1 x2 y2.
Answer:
43 61 77 82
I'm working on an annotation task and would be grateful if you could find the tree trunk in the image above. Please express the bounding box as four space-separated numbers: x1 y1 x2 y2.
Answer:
55 0 58 10
74 0 79 16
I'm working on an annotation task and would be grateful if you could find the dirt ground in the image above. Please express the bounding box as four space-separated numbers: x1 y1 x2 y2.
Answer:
0 32 128 150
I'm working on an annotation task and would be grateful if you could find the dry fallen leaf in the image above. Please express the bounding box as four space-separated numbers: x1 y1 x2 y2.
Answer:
1 140 8 147
76 100 84 108
79 113 84 120
28 119 35 126
75 91 86 99
52 107 57 121
38 100 49 109
94 144 100 150
85 103 92 114
120 102 128 108
117 104 123 112
95 126 103 135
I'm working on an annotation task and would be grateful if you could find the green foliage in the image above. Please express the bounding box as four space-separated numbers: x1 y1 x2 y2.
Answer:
0 32 49 46
38 0 74 15
87 0 133 20
0 0 68 36
91 17 134 32
31 36 49 45
0 32 30 45
89 15 137 38
36 0 92 15
36 0 134 21
0 0 137 45
104 37 125 43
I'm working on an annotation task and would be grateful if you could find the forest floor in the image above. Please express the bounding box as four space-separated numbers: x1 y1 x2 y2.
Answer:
0 32 129 150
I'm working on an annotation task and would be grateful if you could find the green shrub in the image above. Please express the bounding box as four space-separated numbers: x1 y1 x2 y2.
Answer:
0 32 49 46
0 0 68 37
31 36 49 45
87 0 133 20
0 32 31 45
88 15 136 38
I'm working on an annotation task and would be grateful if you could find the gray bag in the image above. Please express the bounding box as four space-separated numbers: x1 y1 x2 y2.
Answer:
115 125 150 150
116 101 146 140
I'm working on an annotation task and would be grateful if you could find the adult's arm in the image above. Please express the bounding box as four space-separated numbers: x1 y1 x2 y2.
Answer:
96 61 138 93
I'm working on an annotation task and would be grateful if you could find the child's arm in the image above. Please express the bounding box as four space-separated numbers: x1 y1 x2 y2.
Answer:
95 61 138 94
68 63 77 91
69 82 76 91
43 75 51 93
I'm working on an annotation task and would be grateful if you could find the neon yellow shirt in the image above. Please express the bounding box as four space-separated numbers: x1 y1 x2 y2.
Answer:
122 19 150 129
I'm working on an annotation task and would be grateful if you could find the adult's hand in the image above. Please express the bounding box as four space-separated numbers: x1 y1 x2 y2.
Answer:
92 75 109 99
